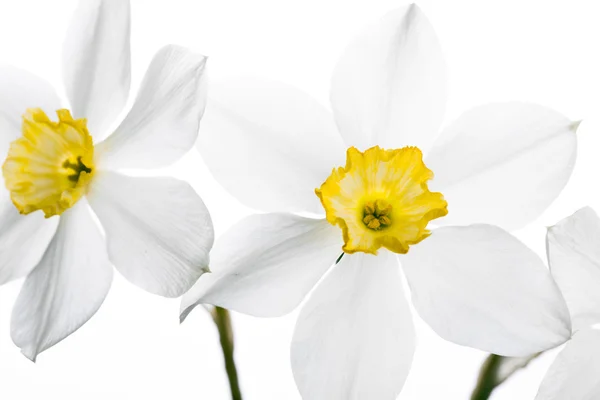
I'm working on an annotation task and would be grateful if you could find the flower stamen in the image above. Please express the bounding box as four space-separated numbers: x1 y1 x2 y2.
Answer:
363 200 392 230
63 156 92 183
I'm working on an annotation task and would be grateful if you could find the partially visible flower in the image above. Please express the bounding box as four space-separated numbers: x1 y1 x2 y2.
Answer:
0 0 213 360
535 207 600 400
181 4 576 399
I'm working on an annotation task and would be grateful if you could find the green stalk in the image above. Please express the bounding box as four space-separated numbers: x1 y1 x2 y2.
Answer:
471 354 504 400
211 306 242 400
470 353 541 400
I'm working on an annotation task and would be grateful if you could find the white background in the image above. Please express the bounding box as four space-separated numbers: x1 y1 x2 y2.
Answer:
0 0 598 398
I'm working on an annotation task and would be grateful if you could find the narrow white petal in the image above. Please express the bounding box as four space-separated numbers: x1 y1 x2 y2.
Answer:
536 329 600 400
402 224 571 356
330 4 446 151
88 171 213 298
291 252 415 400
95 45 207 169
62 0 131 137
426 103 577 230
547 207 600 330
197 77 345 214
181 213 342 319
0 67 61 152
11 199 112 361
0 191 58 284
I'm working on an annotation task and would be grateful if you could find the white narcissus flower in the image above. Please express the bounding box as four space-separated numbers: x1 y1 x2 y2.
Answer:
535 207 600 400
181 4 575 399
0 0 213 360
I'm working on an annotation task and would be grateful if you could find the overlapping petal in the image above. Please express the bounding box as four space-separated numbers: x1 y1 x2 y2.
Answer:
11 199 112 361
536 329 600 400
181 213 342 319
291 252 415 400
62 0 131 138
88 171 213 298
0 66 61 152
330 4 447 152
426 103 577 230
95 45 208 169
197 78 345 214
402 224 571 356
547 207 600 330
0 192 58 284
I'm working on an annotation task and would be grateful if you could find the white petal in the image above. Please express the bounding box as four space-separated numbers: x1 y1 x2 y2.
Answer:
0 191 58 284
291 252 415 400
62 0 131 138
95 45 207 169
11 199 112 361
536 329 600 400
0 67 61 152
426 103 577 230
330 4 447 151
197 78 345 214
402 224 571 356
181 213 342 319
87 171 213 297
547 207 600 330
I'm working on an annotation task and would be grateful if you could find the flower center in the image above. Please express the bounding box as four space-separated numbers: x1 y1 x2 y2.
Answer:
2 108 95 218
316 146 448 255
363 199 392 230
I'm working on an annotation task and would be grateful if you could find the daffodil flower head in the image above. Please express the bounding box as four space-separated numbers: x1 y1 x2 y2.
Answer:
181 4 579 400
3 109 95 217
316 146 447 254
0 0 214 362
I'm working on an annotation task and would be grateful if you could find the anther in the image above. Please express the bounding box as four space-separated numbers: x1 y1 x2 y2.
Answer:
374 199 392 216
63 156 92 183
363 199 393 230
367 218 381 230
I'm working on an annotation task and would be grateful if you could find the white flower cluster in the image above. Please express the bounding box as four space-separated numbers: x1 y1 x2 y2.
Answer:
0 1 594 399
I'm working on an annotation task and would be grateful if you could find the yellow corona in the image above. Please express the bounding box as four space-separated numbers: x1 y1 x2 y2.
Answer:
3 108 95 218
316 146 448 254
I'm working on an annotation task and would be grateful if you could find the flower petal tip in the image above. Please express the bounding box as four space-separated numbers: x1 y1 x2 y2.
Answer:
21 348 38 363
407 3 420 13
571 120 583 132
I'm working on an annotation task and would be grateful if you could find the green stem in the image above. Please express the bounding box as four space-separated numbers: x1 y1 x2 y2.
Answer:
470 353 541 400
471 354 503 400
211 307 242 400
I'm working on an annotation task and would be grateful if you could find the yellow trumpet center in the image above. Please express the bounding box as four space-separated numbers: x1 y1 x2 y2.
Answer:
2 108 95 218
316 146 448 255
